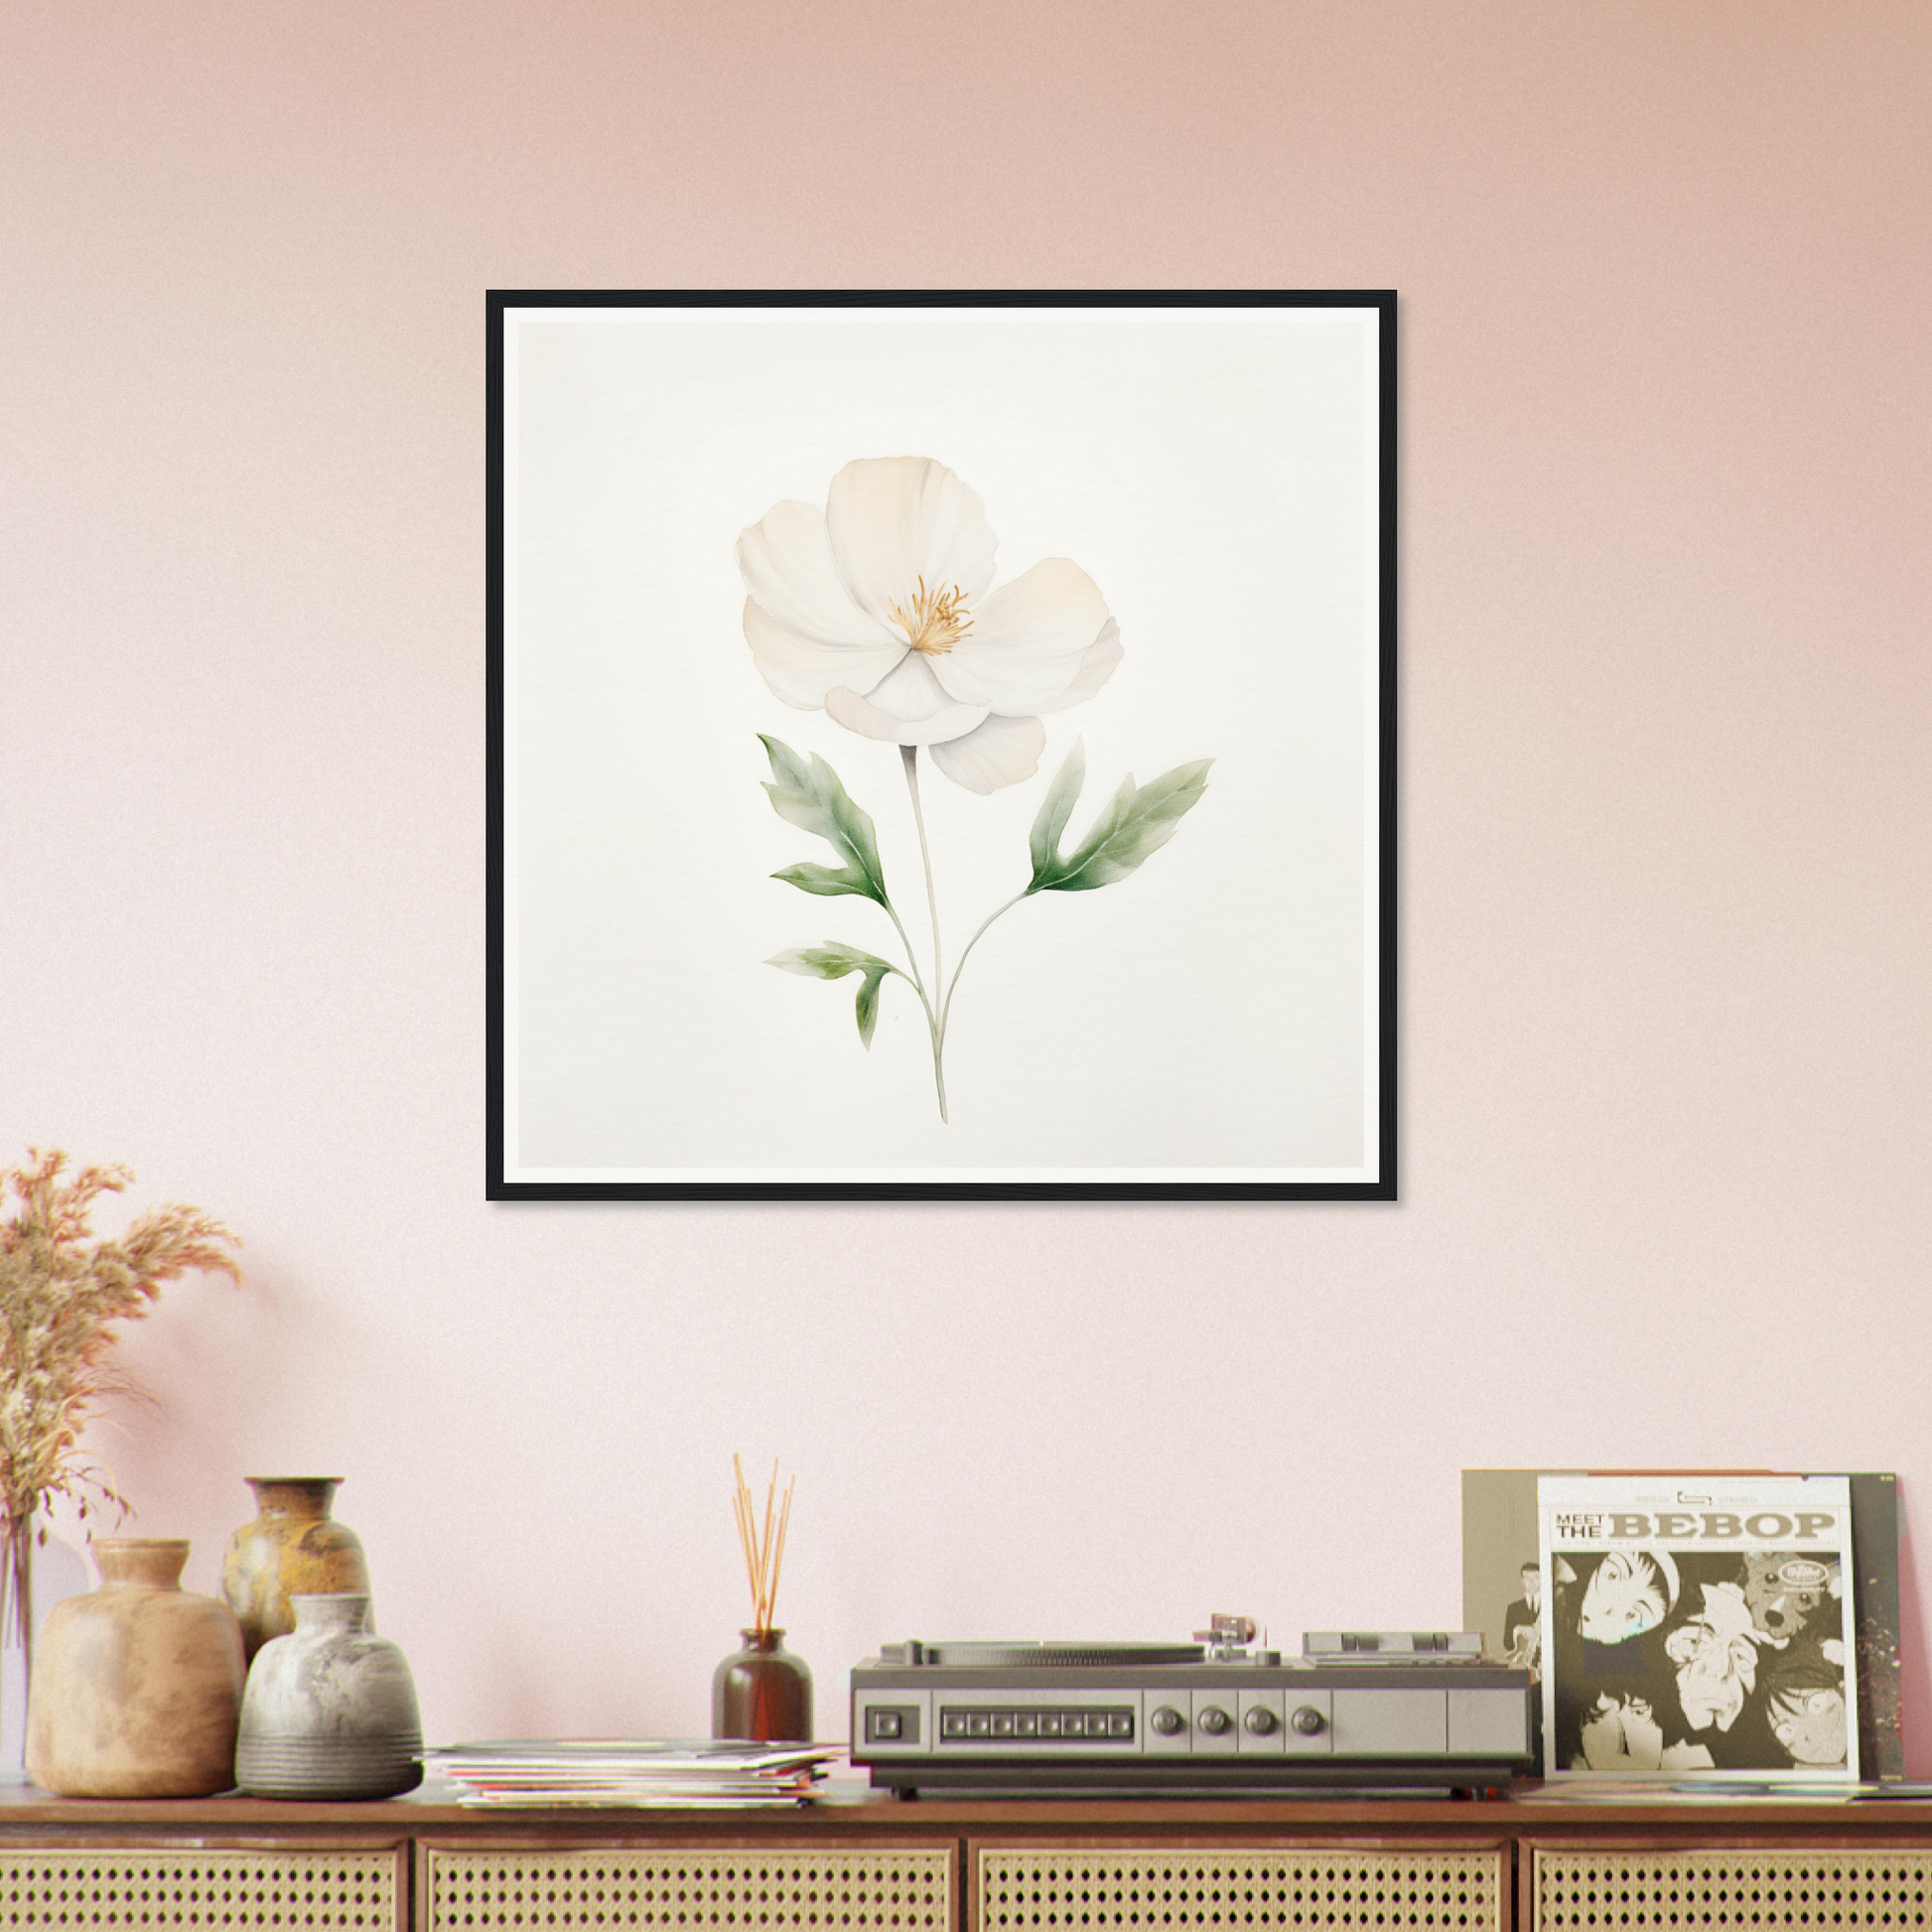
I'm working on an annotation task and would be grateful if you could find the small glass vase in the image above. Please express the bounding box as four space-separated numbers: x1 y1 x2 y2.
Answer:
0 1518 88 1780
712 1627 812 1742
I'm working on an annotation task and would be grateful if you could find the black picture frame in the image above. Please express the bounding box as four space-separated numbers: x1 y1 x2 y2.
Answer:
488 289 1396 1200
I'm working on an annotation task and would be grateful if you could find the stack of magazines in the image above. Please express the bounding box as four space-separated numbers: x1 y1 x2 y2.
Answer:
422 1739 842 1807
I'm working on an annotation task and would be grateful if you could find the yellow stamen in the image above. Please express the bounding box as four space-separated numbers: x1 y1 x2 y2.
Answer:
889 576 972 656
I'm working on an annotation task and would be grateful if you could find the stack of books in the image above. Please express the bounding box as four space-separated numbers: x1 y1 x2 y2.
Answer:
421 1739 842 1807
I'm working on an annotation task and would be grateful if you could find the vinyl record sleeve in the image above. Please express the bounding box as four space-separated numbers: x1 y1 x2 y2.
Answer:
1461 1468 1900 1781
1537 1473 1858 1783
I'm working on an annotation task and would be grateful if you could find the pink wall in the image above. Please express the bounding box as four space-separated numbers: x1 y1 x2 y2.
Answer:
6 0 1930 1759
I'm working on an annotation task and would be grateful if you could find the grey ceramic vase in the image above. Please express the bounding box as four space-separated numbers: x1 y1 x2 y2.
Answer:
235 1592 422 1799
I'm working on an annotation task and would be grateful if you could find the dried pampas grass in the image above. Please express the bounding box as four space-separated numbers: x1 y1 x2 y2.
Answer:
0 1149 240 1650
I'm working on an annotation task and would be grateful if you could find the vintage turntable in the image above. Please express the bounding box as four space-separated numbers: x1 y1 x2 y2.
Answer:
849 1616 1533 1795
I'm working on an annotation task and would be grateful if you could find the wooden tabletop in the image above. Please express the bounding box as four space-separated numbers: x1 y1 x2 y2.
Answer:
0 1776 1927 1835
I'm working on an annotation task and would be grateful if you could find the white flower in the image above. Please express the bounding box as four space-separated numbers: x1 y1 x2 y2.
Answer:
737 458 1122 793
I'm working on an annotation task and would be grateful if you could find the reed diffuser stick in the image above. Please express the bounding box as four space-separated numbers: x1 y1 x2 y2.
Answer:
733 1453 796 1636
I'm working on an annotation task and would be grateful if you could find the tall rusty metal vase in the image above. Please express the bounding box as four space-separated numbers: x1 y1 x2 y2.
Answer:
220 1477 371 1660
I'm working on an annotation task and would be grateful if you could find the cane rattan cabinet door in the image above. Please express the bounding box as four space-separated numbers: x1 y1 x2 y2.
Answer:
1531 1845 1932 1930
0 1846 403 1930
425 1842 956 1931
974 1844 1504 1931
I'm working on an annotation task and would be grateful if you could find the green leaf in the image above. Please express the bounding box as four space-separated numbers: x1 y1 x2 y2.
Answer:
1029 757 1213 894
770 862 875 898
1028 738 1087 881
766 943 899 1050
759 736 887 904
766 941 888 979
853 968 887 1049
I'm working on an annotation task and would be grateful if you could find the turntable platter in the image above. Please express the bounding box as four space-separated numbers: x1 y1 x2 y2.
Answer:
915 1641 1207 1668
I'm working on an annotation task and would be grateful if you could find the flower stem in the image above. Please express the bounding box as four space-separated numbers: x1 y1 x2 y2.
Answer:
872 897 946 1117
900 747 943 994
938 891 1031 1054
898 746 950 1122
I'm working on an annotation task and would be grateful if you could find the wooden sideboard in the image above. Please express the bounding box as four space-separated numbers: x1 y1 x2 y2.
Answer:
1 1781 1930 1929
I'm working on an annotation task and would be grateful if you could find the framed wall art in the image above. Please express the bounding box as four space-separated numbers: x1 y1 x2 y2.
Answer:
487 290 1396 1200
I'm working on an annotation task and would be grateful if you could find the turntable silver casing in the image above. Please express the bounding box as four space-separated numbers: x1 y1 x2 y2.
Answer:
848 1648 1533 1794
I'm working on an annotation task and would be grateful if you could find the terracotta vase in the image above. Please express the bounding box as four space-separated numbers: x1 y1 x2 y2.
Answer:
221 1477 371 1660
712 1628 813 1742
236 1593 422 1800
26 1538 245 1798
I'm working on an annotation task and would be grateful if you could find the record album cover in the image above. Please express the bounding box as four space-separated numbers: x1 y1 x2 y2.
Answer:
1462 1468 1900 1782
1538 1473 1858 1782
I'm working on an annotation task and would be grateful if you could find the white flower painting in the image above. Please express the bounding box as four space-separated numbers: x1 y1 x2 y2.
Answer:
739 456 1121 793
741 457 1209 1121
489 293 1392 1197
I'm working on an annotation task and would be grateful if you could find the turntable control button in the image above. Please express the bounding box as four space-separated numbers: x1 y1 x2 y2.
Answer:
1039 1714 1062 1736
1151 1705 1185 1735
1016 1713 1037 1736
1291 1704 1326 1735
1108 1713 1133 1737
1243 1706 1279 1735
1197 1705 1233 1735
967 1714 992 1736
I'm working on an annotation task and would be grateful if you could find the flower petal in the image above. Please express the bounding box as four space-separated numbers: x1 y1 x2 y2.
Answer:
1034 616 1123 714
745 599 906 709
825 653 990 746
824 458 999 629
928 714 1047 794
737 498 897 652
932 558 1114 713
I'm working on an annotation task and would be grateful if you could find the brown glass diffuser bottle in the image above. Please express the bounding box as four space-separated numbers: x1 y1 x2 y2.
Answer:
220 1477 371 1659
713 1628 813 1742
715 1455 812 1741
